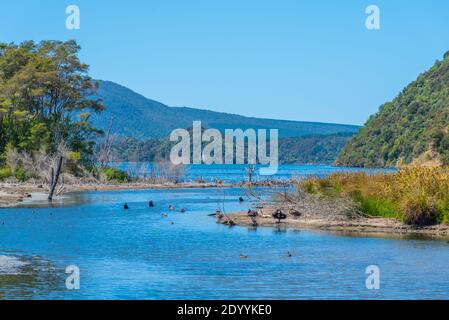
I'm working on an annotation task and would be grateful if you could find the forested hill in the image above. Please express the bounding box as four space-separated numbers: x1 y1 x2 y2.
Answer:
92 80 360 139
336 52 449 167
109 132 354 165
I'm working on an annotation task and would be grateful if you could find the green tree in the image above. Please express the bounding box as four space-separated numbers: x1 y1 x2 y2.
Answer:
0 40 104 166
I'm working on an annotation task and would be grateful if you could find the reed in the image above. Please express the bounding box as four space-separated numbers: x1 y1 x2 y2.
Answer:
298 167 449 225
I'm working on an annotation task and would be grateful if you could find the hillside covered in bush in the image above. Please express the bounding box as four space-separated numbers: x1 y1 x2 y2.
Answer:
108 133 354 165
337 52 449 167
93 80 359 139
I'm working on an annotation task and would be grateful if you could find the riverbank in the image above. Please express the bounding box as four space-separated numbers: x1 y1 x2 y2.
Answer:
0 181 221 207
218 193 449 239
0 180 283 208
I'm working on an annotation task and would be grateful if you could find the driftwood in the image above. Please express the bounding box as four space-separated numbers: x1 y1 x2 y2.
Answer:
56 185 66 197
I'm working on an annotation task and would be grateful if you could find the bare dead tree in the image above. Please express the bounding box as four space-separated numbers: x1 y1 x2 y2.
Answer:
48 155 63 201
214 187 235 226
243 173 296 212
245 164 255 186
98 116 116 168
151 155 185 183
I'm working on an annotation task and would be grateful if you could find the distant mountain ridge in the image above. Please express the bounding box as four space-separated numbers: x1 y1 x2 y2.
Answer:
337 51 449 167
91 80 360 139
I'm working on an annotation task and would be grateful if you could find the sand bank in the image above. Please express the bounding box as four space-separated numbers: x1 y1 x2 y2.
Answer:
217 194 449 239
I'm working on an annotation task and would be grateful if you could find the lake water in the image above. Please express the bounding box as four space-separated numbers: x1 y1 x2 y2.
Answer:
1 165 448 300
116 163 396 183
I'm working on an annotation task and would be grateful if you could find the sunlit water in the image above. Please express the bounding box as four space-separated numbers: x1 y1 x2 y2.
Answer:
1 165 448 300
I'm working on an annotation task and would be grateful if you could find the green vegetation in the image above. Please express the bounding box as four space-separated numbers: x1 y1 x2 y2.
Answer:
0 167 12 180
99 167 129 183
0 40 104 181
108 137 173 163
14 168 32 183
108 133 353 165
337 51 449 167
279 133 353 164
299 167 449 225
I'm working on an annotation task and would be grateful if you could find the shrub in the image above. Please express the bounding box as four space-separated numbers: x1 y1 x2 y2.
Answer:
100 167 129 182
299 167 449 225
351 191 401 219
437 199 449 224
14 168 32 182
393 167 449 225
402 199 437 225
0 167 13 180
65 151 83 176
66 151 81 162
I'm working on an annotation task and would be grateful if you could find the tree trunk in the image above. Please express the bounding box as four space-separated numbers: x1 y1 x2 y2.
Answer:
50 167 54 187
48 156 63 201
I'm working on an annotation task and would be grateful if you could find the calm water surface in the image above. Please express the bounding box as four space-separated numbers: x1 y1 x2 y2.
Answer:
0 166 448 300
116 163 397 183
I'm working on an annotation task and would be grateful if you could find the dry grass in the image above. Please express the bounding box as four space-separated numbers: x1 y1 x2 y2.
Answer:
298 167 449 225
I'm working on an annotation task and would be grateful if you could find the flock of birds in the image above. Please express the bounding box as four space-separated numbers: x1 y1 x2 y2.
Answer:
120 196 293 260
0 197 292 259
0 196 294 259
123 200 186 225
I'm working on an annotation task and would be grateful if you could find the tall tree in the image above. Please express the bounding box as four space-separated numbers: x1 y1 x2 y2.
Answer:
0 40 104 164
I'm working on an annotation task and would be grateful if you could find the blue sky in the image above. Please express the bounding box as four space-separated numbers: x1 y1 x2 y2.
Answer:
1 0 449 125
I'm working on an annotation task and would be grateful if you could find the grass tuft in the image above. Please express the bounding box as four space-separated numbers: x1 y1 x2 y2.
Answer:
298 167 449 226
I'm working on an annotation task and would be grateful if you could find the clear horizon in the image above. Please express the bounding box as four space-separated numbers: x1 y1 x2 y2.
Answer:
1 0 449 125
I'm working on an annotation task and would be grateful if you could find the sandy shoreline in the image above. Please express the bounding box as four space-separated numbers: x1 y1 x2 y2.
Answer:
0 179 288 208
217 195 449 239
220 210 449 239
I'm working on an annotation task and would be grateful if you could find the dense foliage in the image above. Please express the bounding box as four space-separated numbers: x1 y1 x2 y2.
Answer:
279 133 353 164
108 137 172 162
108 133 353 165
99 167 129 183
300 167 449 225
0 40 104 176
337 52 449 167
